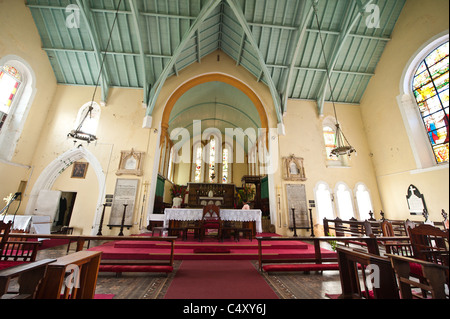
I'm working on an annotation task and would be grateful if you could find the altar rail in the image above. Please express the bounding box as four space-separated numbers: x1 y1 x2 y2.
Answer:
8 234 177 275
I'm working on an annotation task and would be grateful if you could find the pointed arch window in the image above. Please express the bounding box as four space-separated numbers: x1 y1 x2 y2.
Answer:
193 143 203 183
355 183 373 221
412 41 449 164
314 182 335 224
221 143 233 184
208 137 216 183
335 182 355 220
74 102 101 137
0 65 22 132
323 126 338 161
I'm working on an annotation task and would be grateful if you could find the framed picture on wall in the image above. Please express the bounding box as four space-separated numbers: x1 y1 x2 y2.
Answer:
282 154 307 181
116 149 144 176
71 162 89 179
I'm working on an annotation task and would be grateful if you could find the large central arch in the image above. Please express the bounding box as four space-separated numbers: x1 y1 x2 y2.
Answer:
147 72 278 226
161 73 269 132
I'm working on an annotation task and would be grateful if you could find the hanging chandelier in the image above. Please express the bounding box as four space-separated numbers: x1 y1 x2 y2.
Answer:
313 2 356 158
67 0 123 144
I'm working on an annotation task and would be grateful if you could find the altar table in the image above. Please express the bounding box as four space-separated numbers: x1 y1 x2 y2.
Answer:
163 208 263 233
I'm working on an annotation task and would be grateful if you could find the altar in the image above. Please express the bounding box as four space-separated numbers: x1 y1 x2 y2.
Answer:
163 208 263 234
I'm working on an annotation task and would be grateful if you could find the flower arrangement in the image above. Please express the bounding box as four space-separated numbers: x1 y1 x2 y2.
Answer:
170 184 187 199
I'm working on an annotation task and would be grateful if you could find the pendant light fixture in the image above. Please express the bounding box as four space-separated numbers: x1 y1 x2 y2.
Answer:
313 2 356 158
67 0 123 144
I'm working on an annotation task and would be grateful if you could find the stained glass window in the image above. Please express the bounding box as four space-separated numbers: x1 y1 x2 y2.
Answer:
194 145 203 182
413 42 449 163
208 138 216 183
222 148 229 183
0 65 22 131
323 126 338 161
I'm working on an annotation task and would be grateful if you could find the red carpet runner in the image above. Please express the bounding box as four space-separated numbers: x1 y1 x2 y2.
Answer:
164 260 278 299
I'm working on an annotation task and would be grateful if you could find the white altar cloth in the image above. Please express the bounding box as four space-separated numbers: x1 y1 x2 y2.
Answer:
1 215 52 234
163 208 263 233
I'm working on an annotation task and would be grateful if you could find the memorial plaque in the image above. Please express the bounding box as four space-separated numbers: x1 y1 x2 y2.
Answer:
286 184 310 229
108 179 139 226
406 184 427 215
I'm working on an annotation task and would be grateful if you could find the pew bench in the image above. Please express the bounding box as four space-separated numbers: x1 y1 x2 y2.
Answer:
36 250 102 299
0 237 41 272
336 246 399 299
0 259 56 299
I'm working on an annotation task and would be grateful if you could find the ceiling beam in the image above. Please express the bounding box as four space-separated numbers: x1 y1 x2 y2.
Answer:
146 0 222 117
75 0 111 104
128 0 151 107
315 0 375 115
226 0 283 124
279 0 315 115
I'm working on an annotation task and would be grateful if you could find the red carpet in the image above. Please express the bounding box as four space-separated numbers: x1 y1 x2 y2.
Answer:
164 260 279 299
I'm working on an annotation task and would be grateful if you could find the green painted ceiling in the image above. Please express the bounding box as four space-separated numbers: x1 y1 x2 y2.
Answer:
26 0 406 122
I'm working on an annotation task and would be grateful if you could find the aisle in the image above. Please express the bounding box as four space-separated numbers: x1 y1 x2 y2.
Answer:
163 260 279 299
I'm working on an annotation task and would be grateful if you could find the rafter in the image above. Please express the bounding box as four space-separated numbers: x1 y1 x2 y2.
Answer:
128 0 151 107
75 0 111 104
315 0 375 115
146 0 222 117
279 0 315 114
226 0 282 124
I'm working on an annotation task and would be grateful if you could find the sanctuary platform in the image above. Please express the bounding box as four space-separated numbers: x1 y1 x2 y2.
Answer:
87 233 337 261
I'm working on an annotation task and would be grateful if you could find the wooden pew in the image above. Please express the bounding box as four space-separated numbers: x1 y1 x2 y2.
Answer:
0 221 41 271
337 246 399 299
323 218 379 249
36 250 102 299
387 254 448 299
0 259 56 299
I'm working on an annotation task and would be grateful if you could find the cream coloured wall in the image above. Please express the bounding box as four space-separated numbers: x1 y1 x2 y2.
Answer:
360 0 449 222
0 0 57 213
3 0 447 236
277 99 382 236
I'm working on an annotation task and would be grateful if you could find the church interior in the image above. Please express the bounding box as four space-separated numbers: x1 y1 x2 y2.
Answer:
0 0 448 302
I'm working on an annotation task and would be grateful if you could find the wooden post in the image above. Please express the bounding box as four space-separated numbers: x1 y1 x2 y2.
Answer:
97 204 107 236
118 204 128 236
291 207 297 237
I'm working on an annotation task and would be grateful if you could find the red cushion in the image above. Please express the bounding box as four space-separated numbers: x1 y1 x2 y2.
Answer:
262 263 340 272
99 265 173 273
409 262 423 277
0 261 27 271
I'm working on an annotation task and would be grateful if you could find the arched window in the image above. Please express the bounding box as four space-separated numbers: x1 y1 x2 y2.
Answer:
323 126 338 161
412 41 449 164
192 142 203 183
74 102 101 136
0 65 21 131
322 116 348 167
0 56 36 161
222 143 233 184
314 181 335 224
208 137 216 183
354 183 373 220
335 182 355 220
